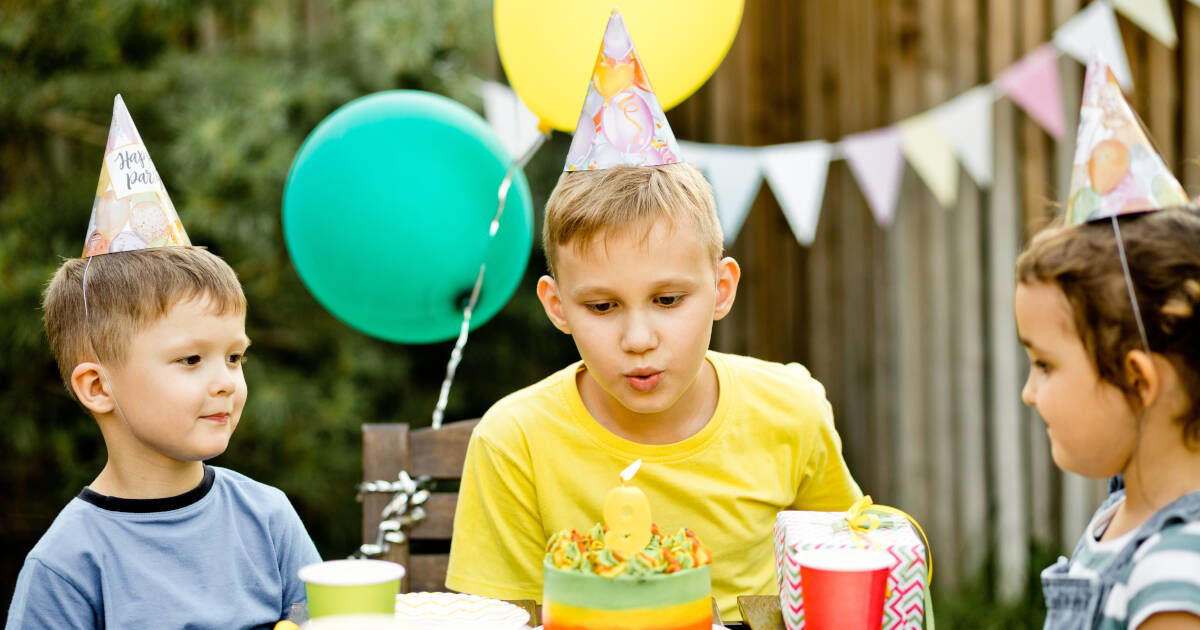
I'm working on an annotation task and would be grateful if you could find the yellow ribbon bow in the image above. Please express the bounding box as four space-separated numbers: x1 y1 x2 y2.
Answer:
843 495 933 586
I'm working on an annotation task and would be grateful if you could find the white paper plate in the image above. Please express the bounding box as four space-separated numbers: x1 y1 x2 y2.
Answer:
394 592 530 629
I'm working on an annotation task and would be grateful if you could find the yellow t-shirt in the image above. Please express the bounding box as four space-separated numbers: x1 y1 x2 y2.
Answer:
445 351 862 621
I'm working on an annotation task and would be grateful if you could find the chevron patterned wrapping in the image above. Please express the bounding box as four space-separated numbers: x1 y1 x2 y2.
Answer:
774 511 927 630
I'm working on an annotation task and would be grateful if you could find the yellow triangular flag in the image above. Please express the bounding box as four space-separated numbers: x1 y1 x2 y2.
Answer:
1113 0 1177 48
898 114 958 209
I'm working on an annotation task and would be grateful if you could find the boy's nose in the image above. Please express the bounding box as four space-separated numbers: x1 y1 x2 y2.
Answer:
620 312 657 354
209 365 238 396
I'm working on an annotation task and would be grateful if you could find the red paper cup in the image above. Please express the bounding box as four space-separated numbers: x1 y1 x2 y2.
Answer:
796 548 893 630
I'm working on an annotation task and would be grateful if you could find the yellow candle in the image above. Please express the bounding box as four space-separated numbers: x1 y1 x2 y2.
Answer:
602 459 652 557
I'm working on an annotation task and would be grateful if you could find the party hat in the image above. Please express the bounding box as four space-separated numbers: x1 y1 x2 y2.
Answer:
563 9 683 172
82 95 190 257
1065 57 1188 225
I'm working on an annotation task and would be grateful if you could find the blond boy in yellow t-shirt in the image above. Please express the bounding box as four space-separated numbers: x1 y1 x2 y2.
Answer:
446 163 862 621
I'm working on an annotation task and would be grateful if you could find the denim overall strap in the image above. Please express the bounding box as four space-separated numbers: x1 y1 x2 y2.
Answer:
1090 490 1200 612
1043 490 1200 629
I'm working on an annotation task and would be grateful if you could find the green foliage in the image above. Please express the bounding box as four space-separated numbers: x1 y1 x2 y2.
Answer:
937 543 1060 629
0 0 576 600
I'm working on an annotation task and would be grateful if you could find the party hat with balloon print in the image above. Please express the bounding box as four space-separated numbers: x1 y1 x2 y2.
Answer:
1065 56 1188 225
563 9 683 172
82 95 190 257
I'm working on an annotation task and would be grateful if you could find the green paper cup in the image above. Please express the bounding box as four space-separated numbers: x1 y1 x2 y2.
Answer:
298 559 405 619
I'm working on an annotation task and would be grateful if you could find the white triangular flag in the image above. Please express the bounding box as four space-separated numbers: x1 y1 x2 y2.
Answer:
480 81 543 159
840 128 904 227
1053 1 1133 91
933 86 996 188
1113 0 1177 48
680 141 762 244
899 113 959 209
760 141 832 246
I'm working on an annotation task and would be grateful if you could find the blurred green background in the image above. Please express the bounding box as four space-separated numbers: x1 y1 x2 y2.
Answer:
1 1 1049 626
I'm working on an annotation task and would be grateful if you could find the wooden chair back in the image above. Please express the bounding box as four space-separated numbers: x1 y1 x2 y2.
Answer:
361 419 479 593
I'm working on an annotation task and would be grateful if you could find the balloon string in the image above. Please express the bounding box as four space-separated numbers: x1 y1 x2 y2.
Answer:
432 131 550 429
1111 216 1152 356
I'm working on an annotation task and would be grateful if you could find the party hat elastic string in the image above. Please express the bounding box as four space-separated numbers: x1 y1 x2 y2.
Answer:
431 129 550 430
1110 217 1153 356
81 256 134 431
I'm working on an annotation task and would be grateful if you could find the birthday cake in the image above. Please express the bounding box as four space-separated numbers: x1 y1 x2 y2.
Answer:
542 523 713 630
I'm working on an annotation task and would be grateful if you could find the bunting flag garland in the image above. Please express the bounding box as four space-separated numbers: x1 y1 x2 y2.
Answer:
898 114 959 209
1053 1 1133 91
760 141 833 246
841 128 903 227
478 1 1182 247
1112 0 1178 48
932 86 995 188
996 44 1066 140
680 141 763 244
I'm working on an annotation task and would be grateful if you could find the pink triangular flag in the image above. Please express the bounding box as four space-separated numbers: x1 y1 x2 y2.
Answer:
563 9 682 171
83 95 189 257
841 128 904 227
996 44 1065 140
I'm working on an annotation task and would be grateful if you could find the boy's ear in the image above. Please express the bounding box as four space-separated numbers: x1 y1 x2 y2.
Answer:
537 275 572 334
71 362 116 415
713 257 741 321
1124 350 1161 409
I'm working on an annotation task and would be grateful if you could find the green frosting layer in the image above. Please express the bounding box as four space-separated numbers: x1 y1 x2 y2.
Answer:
543 561 710 610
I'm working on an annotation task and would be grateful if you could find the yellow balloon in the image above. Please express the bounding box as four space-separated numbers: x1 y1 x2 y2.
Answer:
495 1 744 132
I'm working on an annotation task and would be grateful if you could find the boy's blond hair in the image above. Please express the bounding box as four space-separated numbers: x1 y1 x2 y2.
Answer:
43 247 246 398
542 163 723 276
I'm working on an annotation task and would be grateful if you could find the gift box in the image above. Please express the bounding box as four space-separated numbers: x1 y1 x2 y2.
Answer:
775 498 929 630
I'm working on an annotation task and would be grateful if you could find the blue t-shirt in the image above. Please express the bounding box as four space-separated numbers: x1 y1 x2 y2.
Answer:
6 465 321 630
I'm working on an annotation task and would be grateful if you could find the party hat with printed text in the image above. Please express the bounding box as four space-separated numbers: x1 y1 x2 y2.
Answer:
82 95 190 257
1065 56 1188 225
563 9 683 172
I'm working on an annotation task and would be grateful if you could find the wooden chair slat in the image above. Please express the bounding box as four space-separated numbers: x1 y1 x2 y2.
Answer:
409 492 456 539
407 554 450 592
363 420 479 594
361 424 410 548
408 419 480 477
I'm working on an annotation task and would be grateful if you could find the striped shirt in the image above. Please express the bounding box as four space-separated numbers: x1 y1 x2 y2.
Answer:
1069 498 1200 628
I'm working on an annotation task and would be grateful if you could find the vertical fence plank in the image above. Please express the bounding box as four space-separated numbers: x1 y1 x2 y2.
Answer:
888 0 932 531
919 0 960 591
948 0 989 586
1185 3 1200 191
870 0 899 507
987 0 1030 602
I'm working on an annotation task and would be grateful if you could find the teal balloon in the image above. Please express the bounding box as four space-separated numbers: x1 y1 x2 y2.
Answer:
283 91 533 344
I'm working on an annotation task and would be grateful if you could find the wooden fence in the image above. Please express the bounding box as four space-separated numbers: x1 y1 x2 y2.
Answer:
670 0 1200 599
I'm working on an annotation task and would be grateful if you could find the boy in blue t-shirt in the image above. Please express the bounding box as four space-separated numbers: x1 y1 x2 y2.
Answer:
6 245 321 629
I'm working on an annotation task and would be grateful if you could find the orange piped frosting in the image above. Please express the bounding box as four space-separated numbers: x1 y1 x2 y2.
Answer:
545 523 712 578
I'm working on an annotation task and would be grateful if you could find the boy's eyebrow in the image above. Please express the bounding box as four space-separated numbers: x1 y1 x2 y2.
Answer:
1018 336 1040 351
164 335 252 350
569 276 701 297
